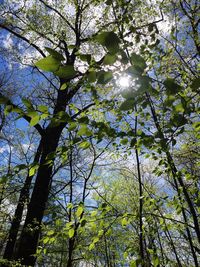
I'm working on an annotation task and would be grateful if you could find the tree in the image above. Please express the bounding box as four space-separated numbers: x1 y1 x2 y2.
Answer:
0 0 199 266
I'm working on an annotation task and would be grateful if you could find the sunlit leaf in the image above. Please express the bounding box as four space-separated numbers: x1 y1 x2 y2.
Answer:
68 228 75 238
30 115 40 126
35 56 60 72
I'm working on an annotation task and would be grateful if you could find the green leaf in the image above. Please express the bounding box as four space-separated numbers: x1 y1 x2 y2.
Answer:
79 54 91 64
191 77 200 90
38 105 48 113
35 55 60 72
43 237 49 244
95 31 120 54
0 95 9 104
77 124 92 136
47 230 54 236
68 122 77 131
121 217 128 227
130 53 147 72
89 243 95 251
45 47 65 61
54 65 77 79
30 115 40 126
93 237 99 243
91 210 98 217
87 71 96 83
164 78 182 95
120 50 129 64
97 71 113 84
120 99 135 110
153 256 159 267
22 98 34 109
79 140 91 150
174 103 184 113
80 218 87 227
60 83 67 91
103 53 117 65
120 138 128 145
4 105 13 115
76 205 84 217
68 228 75 238
67 203 73 209
29 164 39 176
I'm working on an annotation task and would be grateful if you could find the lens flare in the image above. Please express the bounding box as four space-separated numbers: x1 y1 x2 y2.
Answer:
118 76 131 88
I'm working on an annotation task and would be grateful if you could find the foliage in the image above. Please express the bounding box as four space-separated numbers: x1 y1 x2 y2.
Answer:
0 0 199 266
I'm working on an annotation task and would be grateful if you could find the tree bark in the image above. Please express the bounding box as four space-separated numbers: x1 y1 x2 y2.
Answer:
3 142 42 263
15 126 63 265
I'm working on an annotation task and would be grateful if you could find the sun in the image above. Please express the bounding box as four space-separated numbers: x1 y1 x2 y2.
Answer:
118 75 131 88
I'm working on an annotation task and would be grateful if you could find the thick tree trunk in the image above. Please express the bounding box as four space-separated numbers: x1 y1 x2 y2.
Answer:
15 127 63 266
3 143 42 263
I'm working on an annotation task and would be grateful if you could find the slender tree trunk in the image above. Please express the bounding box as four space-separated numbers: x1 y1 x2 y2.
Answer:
146 93 200 243
3 142 42 262
134 106 145 264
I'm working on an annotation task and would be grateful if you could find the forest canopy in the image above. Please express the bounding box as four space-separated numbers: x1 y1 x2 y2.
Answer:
0 0 199 266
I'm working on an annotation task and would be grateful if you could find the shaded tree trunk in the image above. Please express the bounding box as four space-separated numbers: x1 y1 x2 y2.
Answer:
3 142 42 263
15 126 63 265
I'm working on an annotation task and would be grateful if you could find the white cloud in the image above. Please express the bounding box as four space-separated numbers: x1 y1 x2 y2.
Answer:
2 33 14 49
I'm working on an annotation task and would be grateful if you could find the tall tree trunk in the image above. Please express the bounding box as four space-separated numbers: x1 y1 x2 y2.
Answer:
3 142 42 263
146 93 200 243
15 127 63 265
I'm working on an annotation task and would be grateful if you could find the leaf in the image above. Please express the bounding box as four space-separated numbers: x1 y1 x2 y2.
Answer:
76 205 84 217
153 256 159 267
67 203 73 209
120 138 128 145
130 260 137 267
0 95 9 104
43 237 49 244
164 78 182 95
103 53 117 65
80 218 87 227
130 53 147 72
191 77 200 90
95 31 120 54
97 71 113 84
4 105 13 115
38 105 48 113
54 65 77 79
45 47 65 61
29 164 39 176
68 228 75 238
93 237 99 243
47 230 54 236
22 98 34 109
60 83 67 90
77 124 92 136
79 54 91 64
79 140 91 150
89 243 95 251
121 217 128 227
120 99 135 110
91 210 98 217
87 71 96 83
30 115 40 126
68 122 77 131
35 55 60 72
